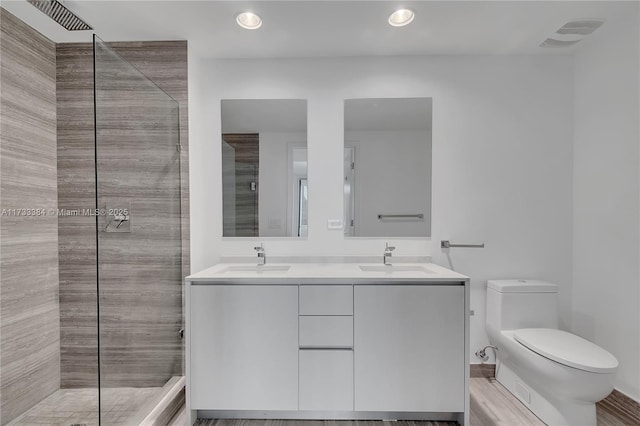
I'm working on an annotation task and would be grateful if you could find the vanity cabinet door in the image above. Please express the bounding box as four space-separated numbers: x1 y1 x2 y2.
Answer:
299 349 354 411
190 285 298 410
354 285 464 412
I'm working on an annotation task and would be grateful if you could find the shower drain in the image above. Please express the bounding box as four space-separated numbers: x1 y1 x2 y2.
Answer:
69 424 87 426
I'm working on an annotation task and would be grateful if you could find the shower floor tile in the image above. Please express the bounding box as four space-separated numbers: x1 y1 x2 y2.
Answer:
7 387 162 426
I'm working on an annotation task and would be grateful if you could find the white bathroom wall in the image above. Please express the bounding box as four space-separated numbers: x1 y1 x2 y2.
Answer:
258 132 307 237
189 55 574 361
572 4 640 400
346 130 431 237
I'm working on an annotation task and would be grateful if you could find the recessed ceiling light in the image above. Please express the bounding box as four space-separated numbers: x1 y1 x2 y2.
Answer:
236 12 262 30
388 9 415 27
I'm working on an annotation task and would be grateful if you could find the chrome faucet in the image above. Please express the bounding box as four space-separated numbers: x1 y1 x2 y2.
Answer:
384 242 395 265
254 243 265 265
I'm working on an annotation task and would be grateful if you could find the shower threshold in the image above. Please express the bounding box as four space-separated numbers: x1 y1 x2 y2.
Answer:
6 376 184 426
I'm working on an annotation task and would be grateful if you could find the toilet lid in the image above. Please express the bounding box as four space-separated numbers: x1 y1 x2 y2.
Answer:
514 328 618 374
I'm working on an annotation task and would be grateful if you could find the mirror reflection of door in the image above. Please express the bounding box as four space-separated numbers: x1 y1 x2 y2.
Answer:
344 147 356 236
222 133 259 237
298 178 308 237
289 146 308 237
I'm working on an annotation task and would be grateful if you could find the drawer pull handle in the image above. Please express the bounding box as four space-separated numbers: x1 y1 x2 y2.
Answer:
299 346 353 351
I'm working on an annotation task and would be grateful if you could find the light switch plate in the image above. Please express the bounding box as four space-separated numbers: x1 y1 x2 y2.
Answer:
327 219 343 230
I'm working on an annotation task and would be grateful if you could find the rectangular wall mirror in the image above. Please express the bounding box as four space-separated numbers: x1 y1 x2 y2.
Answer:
344 98 432 237
221 99 308 237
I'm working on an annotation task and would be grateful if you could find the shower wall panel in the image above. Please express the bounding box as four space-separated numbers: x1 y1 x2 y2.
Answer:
0 9 59 425
56 41 189 388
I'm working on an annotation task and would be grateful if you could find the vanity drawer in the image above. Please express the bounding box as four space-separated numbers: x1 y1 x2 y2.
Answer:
299 316 353 348
299 285 353 315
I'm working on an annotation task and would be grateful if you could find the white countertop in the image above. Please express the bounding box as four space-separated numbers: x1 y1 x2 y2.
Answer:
186 262 468 284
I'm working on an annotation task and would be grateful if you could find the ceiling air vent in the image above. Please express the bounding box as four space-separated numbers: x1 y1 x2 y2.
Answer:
539 18 604 48
539 38 582 48
27 0 93 31
556 20 604 36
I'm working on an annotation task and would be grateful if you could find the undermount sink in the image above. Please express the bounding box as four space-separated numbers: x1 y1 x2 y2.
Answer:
359 265 434 273
221 265 291 273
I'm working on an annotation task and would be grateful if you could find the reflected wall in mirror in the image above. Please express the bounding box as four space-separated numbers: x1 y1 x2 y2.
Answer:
222 99 308 237
344 98 432 237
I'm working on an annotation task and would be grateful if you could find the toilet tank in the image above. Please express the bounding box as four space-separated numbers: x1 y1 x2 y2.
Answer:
486 280 559 334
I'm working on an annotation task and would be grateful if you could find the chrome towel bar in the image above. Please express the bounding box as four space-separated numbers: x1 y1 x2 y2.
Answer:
378 214 424 219
441 240 485 249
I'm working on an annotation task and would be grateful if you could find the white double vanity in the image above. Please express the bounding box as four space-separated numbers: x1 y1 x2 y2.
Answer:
186 261 470 424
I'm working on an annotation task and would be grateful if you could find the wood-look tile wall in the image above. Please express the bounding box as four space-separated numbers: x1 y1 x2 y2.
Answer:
222 133 259 237
56 42 99 390
0 8 59 425
56 40 189 388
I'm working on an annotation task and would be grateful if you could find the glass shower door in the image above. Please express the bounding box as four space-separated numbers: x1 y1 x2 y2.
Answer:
93 36 182 424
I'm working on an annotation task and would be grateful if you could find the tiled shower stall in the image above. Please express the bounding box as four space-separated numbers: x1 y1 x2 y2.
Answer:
0 9 189 425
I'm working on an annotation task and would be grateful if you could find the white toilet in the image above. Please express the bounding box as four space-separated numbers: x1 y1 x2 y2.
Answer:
486 279 618 426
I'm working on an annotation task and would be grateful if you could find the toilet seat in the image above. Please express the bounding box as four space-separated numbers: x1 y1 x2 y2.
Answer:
514 328 618 374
